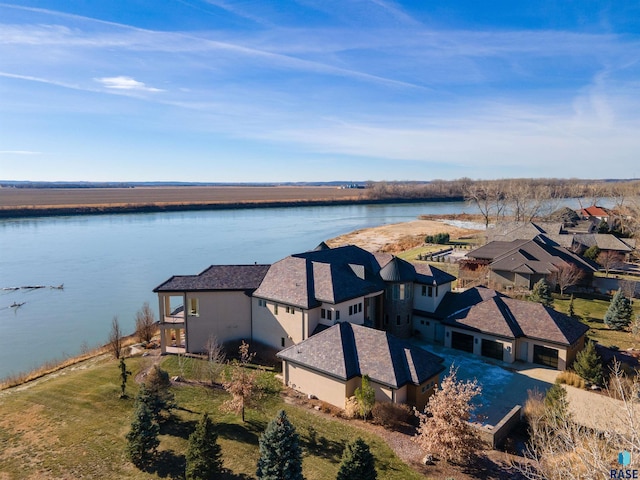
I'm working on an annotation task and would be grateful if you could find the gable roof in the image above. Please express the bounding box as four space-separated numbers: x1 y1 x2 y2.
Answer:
467 238 597 274
580 206 609 218
573 234 634 252
153 264 270 292
277 323 445 388
437 287 589 345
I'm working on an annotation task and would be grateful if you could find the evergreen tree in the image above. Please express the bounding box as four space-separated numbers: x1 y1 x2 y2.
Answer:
530 279 553 307
185 413 224 480
119 357 132 398
143 366 176 421
544 382 569 424
573 341 603 386
336 438 377 480
604 289 633 330
354 375 376 420
568 294 575 318
583 245 601 261
126 397 160 468
256 410 303 480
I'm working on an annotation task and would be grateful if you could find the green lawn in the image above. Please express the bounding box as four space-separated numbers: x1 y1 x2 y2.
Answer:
0 354 424 480
553 295 640 350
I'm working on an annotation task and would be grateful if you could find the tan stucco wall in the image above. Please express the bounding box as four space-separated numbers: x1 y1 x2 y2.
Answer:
283 362 348 409
184 291 251 353
252 298 305 349
407 374 439 411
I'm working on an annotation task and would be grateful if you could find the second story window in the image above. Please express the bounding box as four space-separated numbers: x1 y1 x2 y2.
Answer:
188 297 199 316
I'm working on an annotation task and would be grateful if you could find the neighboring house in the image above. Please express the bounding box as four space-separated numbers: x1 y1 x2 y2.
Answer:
572 233 635 260
461 238 597 291
580 205 610 222
419 287 588 370
277 322 445 410
153 264 270 353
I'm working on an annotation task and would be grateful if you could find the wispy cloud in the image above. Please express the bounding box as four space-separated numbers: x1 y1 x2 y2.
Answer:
94 76 163 92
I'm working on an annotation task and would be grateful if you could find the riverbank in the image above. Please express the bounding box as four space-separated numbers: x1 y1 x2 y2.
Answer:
0 185 464 218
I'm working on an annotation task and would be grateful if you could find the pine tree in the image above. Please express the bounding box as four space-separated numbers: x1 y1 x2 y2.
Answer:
568 294 575 318
544 382 569 425
354 375 376 420
256 410 303 480
126 397 160 468
604 289 633 330
529 279 553 307
336 438 377 480
185 413 224 480
573 341 603 386
143 366 176 421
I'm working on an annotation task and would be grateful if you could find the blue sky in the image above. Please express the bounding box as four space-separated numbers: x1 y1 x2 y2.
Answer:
1 1 639 182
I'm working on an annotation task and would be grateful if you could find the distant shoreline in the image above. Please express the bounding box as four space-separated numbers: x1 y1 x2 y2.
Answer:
0 196 465 219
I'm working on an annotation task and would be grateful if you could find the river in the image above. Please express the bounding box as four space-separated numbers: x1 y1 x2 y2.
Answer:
1 201 485 379
1 197 599 380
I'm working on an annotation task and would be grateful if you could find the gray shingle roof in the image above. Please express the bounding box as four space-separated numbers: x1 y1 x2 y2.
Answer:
153 264 270 292
437 287 589 345
277 323 445 388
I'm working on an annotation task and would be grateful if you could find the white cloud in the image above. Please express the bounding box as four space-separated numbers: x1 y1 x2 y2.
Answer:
0 150 42 155
94 76 163 92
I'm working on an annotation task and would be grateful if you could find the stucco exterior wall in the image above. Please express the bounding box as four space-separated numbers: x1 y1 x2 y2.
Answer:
444 327 515 363
252 298 306 349
183 291 251 353
413 314 437 341
283 362 350 409
407 374 439 411
524 339 570 370
413 282 451 313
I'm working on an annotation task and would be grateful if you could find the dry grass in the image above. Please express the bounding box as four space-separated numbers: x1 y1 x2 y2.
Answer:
0 186 363 210
556 371 586 389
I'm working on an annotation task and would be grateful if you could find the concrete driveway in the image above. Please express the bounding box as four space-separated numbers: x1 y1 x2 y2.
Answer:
413 340 557 426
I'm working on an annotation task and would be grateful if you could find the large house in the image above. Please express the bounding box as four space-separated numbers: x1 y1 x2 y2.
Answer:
154 242 590 408
461 237 597 291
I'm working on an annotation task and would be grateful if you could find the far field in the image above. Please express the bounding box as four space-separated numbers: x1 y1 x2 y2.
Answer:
0 186 365 210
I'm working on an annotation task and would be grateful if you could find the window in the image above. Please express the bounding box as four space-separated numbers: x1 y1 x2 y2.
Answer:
428 286 433 297
349 306 353 315
274 304 278 315
286 306 295 314
422 285 427 296
281 337 285 347
396 315 401 325
358 302 362 312
435 285 439 297
258 299 266 307
321 308 326 319
407 314 410 324
327 310 332 321
420 320 425 325
188 297 199 316
335 310 340 320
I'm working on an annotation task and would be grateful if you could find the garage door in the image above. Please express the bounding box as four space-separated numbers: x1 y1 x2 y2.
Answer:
533 345 559 369
481 339 504 361
451 331 474 353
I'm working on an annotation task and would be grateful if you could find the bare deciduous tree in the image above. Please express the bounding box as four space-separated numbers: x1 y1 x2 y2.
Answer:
108 315 123 359
597 250 624 278
135 302 156 344
513 362 640 480
554 263 585 296
414 365 482 463
204 335 226 385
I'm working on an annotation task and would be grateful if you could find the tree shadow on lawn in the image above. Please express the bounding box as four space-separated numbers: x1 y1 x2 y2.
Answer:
159 414 197 440
217 421 261 446
147 449 186 479
301 426 345 463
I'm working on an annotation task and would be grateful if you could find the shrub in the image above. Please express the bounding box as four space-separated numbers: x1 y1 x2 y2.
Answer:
425 233 450 244
344 397 359 419
371 402 412 430
573 341 603 386
556 371 586 389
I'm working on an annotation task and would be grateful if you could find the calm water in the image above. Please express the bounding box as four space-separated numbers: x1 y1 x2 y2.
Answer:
0 201 479 379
